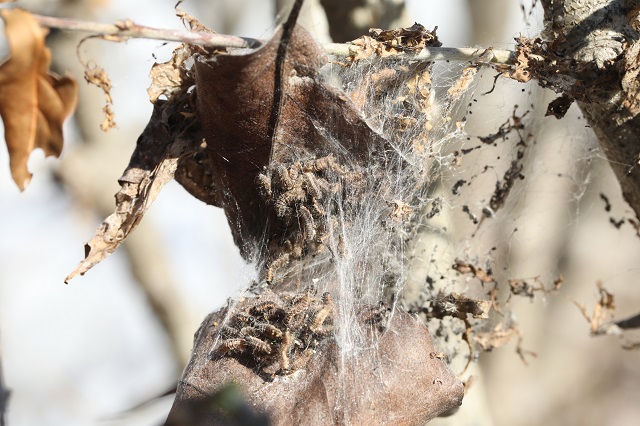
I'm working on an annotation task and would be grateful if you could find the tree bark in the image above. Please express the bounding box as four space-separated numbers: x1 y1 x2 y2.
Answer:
540 0 640 220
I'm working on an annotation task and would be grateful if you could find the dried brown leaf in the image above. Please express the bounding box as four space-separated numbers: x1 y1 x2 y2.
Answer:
573 281 616 334
82 61 115 131
0 8 78 190
169 303 464 425
194 25 387 253
349 23 440 61
452 259 495 285
474 322 520 351
508 277 545 300
545 93 574 119
430 291 492 321
175 0 214 34
473 321 535 364
147 44 193 103
511 36 533 83
65 95 202 282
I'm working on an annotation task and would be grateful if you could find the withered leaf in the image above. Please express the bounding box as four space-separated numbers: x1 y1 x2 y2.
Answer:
350 23 441 61
510 36 534 83
546 93 573 119
0 8 78 190
82 61 115 131
175 0 214 34
574 281 616 335
452 259 495 285
448 65 478 101
147 44 194 104
65 95 202 282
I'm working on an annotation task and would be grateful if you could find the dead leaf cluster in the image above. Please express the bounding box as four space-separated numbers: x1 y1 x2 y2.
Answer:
473 320 536 365
452 259 495 285
349 23 440 61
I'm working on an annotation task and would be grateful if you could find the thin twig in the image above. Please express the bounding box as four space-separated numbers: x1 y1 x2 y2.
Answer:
31 13 521 65
33 14 262 49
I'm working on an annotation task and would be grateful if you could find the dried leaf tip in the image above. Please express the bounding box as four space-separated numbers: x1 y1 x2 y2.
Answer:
0 8 78 190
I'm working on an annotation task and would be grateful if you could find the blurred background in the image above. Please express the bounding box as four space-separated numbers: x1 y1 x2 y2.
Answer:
0 0 639 425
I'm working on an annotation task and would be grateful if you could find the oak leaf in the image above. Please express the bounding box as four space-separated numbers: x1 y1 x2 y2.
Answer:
0 8 78 190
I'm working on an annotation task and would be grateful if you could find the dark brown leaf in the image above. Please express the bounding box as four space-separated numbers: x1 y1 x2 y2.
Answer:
169 302 464 425
194 25 387 254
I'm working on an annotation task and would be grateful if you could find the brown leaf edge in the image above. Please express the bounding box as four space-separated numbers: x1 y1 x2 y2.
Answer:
64 91 202 283
0 8 78 190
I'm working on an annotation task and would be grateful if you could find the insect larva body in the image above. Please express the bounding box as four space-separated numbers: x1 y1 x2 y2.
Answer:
256 173 272 198
266 253 290 284
286 289 313 328
250 301 278 317
310 292 334 332
276 188 305 217
279 330 293 372
275 164 294 190
298 205 316 243
217 338 247 354
244 336 272 355
232 312 255 326
259 323 283 340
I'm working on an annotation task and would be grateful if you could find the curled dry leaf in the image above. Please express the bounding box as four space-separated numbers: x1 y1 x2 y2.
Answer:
65 92 202 282
349 23 441 61
147 44 194 104
510 36 534 83
473 320 535 365
574 281 616 335
452 259 495 285
0 8 78 190
175 0 214 34
82 61 115 131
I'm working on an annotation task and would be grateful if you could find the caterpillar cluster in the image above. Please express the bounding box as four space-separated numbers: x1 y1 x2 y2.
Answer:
257 155 364 283
213 289 335 375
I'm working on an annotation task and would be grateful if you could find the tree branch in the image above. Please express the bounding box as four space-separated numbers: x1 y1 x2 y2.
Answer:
29 12 518 65
33 13 261 48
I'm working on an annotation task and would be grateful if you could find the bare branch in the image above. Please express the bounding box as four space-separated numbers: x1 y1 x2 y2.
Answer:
30 13 517 65
32 13 261 49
